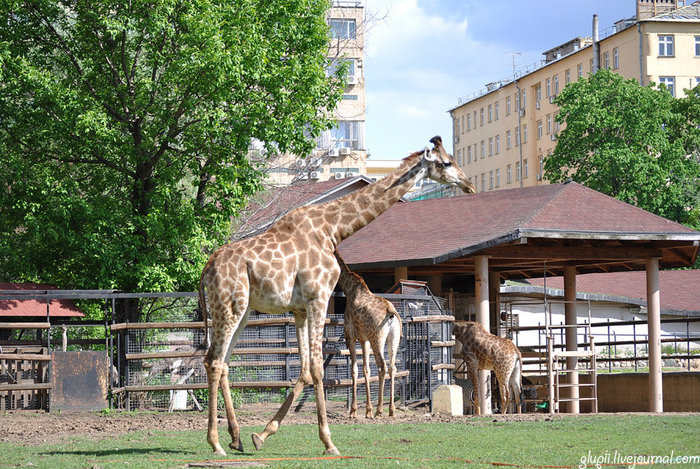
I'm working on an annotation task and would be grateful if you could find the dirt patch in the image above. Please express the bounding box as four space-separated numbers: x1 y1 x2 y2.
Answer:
2 401 675 447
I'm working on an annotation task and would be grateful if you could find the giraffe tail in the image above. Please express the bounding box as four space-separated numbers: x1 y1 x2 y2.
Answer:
198 261 211 351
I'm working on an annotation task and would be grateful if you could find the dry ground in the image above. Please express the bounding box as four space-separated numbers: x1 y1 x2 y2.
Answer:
0 401 553 446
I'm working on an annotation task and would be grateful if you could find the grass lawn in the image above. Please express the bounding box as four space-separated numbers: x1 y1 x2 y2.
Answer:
2 414 699 469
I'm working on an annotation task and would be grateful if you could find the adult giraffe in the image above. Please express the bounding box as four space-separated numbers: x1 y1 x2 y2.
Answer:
199 136 475 456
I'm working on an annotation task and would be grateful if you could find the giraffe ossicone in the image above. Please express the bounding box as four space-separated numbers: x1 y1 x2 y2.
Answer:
199 136 474 456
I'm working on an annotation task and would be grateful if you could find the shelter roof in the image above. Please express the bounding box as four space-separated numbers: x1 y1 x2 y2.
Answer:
525 270 700 315
647 1 700 21
338 181 700 279
0 283 84 318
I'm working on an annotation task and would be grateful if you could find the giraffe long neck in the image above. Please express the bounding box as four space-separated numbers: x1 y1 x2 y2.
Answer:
327 151 424 244
335 252 369 296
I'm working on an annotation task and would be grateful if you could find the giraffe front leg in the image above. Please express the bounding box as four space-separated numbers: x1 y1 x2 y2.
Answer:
467 366 480 416
309 305 339 455
361 341 373 418
498 375 510 414
252 313 311 451
347 338 358 418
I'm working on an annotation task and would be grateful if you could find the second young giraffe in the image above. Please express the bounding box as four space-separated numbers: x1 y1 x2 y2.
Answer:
454 321 522 415
334 251 401 418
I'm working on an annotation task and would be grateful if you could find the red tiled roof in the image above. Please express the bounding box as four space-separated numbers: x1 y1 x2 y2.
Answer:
0 283 84 318
338 181 699 268
527 270 700 313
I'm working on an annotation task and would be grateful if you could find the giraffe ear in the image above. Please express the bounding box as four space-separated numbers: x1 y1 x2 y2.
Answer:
423 147 436 161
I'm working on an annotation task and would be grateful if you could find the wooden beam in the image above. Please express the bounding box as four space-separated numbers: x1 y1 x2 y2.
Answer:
482 245 664 260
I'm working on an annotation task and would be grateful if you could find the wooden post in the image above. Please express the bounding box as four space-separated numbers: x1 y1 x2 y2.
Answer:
646 258 663 412
563 265 579 414
394 266 408 285
428 275 443 297
475 255 491 414
489 271 501 336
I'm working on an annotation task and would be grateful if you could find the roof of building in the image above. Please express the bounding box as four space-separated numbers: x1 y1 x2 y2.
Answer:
338 181 700 278
0 283 85 318
524 269 700 314
646 1 700 21
235 175 373 239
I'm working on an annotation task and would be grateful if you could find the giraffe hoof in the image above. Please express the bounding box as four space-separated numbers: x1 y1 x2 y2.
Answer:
251 432 264 451
324 447 341 456
213 447 227 456
229 440 244 452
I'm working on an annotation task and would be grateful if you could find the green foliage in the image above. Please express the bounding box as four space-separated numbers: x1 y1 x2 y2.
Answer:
0 0 344 294
545 69 700 229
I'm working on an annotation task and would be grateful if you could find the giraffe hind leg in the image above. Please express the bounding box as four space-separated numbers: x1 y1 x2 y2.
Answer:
362 341 373 418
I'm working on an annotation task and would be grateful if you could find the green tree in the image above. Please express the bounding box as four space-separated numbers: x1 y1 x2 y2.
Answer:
0 0 344 295
544 69 700 229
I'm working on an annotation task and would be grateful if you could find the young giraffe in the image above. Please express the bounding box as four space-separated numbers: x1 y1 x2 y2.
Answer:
334 251 402 419
453 321 522 415
199 136 474 456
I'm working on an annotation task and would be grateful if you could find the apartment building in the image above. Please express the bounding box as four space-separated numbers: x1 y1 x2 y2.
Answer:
266 0 368 186
450 0 700 193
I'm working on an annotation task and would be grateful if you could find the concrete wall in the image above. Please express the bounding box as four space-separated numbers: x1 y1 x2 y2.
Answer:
597 372 700 412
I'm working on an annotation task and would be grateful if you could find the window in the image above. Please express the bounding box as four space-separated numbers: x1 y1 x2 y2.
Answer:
457 149 462 166
467 146 472 164
613 48 619 69
467 114 471 131
522 124 528 143
481 140 485 158
696 36 700 56
507 164 512 184
659 76 675 97
539 155 544 176
565 69 571 84
495 134 500 154
330 19 356 39
521 90 526 108
489 171 494 190
515 127 520 146
515 92 520 111
488 137 493 156
506 130 512 149
327 58 355 79
495 168 500 188
516 161 522 181
461 116 465 134
536 84 542 105
659 35 674 56
546 78 551 97
480 108 485 126
495 101 500 120
537 120 543 140
603 52 610 69
481 173 486 192
323 120 362 149
546 114 552 134
577 64 583 78
523 159 528 179
474 111 477 125
696 77 700 86
488 104 493 123
553 75 559 95
506 96 511 115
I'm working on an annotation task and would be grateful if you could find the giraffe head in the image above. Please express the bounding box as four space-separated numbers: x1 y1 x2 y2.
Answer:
421 136 475 193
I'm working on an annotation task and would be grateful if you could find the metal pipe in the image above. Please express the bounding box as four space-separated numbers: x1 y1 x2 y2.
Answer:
592 15 600 74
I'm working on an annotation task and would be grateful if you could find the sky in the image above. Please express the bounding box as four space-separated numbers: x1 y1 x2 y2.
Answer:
362 0 634 160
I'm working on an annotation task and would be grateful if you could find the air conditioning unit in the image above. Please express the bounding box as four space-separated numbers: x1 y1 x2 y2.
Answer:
334 172 345 179
347 76 358 85
298 173 308 180
536 173 542 181
309 171 320 179
294 159 306 169
328 148 339 157
550 134 557 141
549 95 557 104
454 135 460 143
535 101 541 110
345 172 356 178
339 147 351 155
519 109 526 117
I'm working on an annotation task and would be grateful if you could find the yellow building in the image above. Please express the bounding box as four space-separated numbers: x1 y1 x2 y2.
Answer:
266 0 368 186
449 0 700 193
